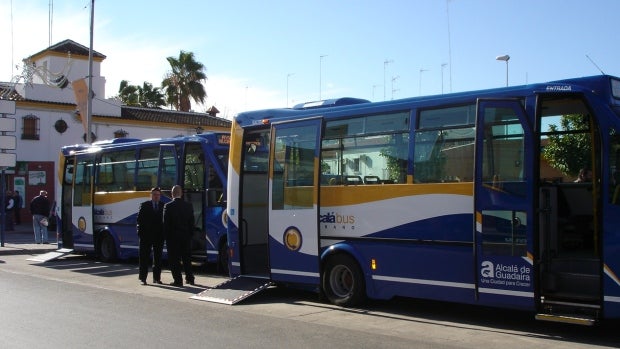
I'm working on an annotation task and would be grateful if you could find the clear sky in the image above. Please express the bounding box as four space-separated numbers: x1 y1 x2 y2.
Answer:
1 0 619 119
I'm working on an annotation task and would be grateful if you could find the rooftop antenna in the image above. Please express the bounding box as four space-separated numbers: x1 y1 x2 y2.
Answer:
446 0 453 92
586 54 605 75
49 0 54 46
11 0 14 74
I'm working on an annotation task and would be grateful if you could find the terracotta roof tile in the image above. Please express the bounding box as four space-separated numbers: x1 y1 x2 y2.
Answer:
121 106 231 128
28 39 106 60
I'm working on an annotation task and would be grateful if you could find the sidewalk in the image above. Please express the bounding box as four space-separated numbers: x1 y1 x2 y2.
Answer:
0 223 59 253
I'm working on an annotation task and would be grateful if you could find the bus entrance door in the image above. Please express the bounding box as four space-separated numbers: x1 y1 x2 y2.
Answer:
474 99 536 310
268 118 322 286
70 155 95 252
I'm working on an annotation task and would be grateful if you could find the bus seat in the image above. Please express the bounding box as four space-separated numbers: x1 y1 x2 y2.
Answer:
364 175 380 184
345 175 363 185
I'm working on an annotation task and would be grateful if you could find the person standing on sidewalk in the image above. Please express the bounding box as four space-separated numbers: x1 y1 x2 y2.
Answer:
30 190 50 244
163 185 195 287
13 190 22 225
136 187 164 285
4 190 15 231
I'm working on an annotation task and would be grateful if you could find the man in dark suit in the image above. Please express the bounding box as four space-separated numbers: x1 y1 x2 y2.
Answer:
137 187 164 285
163 185 195 287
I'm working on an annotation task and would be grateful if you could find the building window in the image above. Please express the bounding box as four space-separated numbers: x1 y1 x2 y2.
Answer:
54 119 68 133
22 114 40 140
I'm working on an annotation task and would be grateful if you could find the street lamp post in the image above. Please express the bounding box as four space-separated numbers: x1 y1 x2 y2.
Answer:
496 54 510 86
287 73 294 107
384 59 393 101
391 76 399 100
372 84 380 101
320 55 327 100
419 68 428 96
441 63 447 94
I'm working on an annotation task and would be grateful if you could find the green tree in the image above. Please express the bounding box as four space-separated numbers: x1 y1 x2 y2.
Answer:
137 82 166 108
542 114 591 177
117 80 139 106
161 50 207 112
117 81 165 108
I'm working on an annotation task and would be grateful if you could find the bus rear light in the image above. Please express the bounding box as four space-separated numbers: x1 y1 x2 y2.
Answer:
228 248 234 258
371 258 377 270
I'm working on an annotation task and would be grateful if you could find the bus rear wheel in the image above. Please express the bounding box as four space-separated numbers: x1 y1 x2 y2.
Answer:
322 254 366 306
99 233 117 262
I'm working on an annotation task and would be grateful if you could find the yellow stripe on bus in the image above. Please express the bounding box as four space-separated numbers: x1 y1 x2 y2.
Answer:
229 120 244 175
320 182 473 206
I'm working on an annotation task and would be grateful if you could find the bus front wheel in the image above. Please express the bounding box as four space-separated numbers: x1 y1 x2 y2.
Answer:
99 233 117 262
322 254 366 307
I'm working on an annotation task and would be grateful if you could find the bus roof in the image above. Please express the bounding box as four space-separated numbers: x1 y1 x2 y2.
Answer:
292 97 370 110
234 74 619 126
60 131 230 156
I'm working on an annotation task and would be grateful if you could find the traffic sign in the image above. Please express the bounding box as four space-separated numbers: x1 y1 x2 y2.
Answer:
0 153 16 167
0 118 15 132
0 135 16 150
0 100 16 114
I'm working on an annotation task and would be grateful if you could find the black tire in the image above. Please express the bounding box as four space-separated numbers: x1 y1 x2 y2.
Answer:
99 233 117 262
322 254 366 306
218 239 229 275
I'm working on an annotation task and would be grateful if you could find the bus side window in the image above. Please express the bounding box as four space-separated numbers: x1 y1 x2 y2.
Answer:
184 144 206 191
207 166 224 206
161 171 175 189
136 174 152 190
610 135 620 205
158 147 178 190
322 112 410 185
414 105 475 183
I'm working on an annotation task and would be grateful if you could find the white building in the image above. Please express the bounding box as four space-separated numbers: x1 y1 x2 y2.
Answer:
0 39 230 223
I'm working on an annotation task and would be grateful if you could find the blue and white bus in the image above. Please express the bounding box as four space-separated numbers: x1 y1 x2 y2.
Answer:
222 75 620 324
58 133 229 271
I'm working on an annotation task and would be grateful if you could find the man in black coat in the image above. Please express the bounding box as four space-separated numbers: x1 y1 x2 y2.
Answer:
163 185 195 287
137 187 164 285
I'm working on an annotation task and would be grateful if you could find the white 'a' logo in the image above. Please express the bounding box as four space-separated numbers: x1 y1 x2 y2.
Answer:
480 261 494 278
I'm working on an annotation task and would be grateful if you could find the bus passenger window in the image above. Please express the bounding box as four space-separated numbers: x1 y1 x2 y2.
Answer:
323 112 409 185
97 149 136 192
137 147 159 191
414 105 475 183
610 133 620 205
184 144 205 191
480 210 527 256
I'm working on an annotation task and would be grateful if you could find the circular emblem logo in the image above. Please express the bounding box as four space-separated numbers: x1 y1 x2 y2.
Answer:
283 227 302 251
221 209 228 228
78 216 87 232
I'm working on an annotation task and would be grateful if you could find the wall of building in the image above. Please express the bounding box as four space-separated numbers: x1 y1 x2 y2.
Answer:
2 41 230 221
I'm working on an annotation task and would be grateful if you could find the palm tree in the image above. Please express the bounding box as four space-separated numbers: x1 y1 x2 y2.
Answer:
162 51 207 112
137 82 166 108
117 80 139 106
118 81 166 109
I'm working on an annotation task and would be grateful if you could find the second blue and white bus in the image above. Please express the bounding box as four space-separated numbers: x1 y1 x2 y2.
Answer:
222 75 620 324
58 132 229 271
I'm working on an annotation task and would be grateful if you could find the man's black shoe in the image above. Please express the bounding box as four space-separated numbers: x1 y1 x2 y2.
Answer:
140 279 147 285
169 281 183 287
153 279 162 284
186 280 195 285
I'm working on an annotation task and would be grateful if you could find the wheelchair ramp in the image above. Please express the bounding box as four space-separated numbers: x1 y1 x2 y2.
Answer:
191 276 272 305
27 248 74 262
